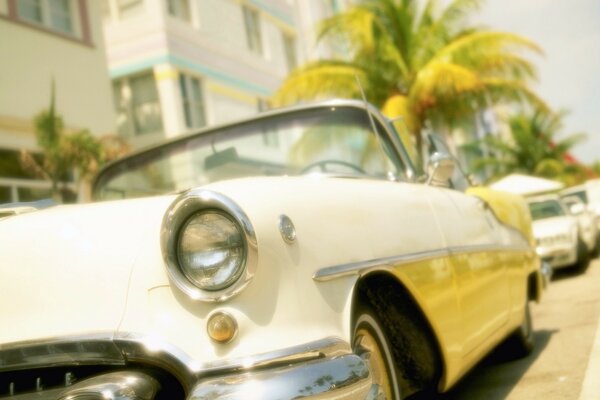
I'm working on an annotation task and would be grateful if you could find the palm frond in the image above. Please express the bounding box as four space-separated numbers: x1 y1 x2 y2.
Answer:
410 60 483 112
413 0 483 68
317 6 377 54
480 78 550 112
434 31 542 64
272 61 367 107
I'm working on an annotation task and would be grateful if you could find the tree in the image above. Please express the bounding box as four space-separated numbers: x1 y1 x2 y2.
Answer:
591 161 600 177
468 108 588 185
20 83 129 203
273 0 544 163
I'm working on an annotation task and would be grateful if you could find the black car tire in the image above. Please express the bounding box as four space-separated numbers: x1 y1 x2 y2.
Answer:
353 304 403 400
504 300 534 358
575 237 590 270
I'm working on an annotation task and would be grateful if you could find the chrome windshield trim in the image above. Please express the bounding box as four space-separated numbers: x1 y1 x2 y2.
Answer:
313 244 533 282
0 333 351 393
161 189 258 303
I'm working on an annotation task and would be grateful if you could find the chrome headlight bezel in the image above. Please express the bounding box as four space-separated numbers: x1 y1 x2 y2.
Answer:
161 189 258 302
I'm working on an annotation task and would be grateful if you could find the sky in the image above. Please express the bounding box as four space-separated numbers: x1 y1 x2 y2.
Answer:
475 0 600 164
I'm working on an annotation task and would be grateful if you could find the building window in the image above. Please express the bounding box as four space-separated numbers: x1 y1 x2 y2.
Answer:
179 74 206 129
282 32 297 71
17 0 43 24
167 0 190 22
113 72 163 137
242 5 262 55
17 0 77 35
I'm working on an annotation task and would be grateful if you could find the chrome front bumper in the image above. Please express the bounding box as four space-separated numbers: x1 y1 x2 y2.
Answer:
190 352 371 399
0 334 372 399
537 245 577 269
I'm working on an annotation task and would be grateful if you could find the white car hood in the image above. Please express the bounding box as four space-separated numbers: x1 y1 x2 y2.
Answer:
532 216 576 238
0 195 174 344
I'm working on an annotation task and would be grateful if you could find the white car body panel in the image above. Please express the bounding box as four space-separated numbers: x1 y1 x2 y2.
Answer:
532 216 578 269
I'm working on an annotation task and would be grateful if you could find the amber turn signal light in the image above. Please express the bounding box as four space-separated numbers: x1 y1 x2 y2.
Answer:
207 312 238 343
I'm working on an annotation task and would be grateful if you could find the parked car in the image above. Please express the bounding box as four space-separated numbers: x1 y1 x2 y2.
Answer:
561 180 600 234
561 195 599 256
527 195 585 270
0 100 543 400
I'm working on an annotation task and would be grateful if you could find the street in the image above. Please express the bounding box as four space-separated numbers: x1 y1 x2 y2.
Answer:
437 256 600 400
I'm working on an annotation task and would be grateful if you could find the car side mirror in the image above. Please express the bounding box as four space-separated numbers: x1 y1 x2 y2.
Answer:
427 152 455 186
562 196 585 215
568 203 585 215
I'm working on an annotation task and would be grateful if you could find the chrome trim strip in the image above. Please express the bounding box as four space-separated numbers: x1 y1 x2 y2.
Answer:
195 336 350 375
313 248 450 281
447 243 532 255
161 189 258 302
0 333 351 393
313 244 533 282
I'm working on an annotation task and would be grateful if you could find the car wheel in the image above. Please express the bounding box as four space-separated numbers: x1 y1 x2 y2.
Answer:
353 306 402 400
591 233 600 258
576 237 590 270
505 300 534 358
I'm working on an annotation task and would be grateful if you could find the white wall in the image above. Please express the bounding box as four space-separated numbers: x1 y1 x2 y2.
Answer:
0 1 116 140
208 91 257 125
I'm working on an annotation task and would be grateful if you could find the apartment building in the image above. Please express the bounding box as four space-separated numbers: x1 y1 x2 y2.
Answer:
0 0 115 203
102 0 345 150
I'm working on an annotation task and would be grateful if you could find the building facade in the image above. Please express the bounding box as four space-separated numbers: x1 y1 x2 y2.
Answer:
102 0 345 150
0 0 115 203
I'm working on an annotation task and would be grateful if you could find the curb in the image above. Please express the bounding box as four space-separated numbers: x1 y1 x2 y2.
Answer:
579 292 600 399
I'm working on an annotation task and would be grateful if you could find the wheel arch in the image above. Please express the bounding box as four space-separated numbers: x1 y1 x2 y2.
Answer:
350 271 446 395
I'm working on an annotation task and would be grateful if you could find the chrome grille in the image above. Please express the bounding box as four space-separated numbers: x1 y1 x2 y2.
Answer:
0 366 113 399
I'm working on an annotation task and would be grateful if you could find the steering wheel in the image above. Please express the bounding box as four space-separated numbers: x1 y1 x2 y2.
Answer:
301 159 367 174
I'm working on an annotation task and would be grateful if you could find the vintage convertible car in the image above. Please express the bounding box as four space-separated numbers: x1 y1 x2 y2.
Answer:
0 100 543 399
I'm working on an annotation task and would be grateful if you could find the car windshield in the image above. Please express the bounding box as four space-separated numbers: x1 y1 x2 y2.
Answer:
562 190 588 204
529 200 567 220
93 106 406 200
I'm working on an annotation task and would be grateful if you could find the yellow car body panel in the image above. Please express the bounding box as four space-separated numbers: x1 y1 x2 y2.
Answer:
467 186 536 247
388 246 538 391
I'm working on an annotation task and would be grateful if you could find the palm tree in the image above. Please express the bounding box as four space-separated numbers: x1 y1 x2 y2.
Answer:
20 83 130 202
273 0 544 160
469 109 588 185
591 161 600 177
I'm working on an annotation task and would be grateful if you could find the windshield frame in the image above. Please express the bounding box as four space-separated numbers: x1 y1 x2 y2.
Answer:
92 100 417 201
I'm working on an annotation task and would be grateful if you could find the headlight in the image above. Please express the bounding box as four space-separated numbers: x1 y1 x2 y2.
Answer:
162 190 257 302
178 211 245 291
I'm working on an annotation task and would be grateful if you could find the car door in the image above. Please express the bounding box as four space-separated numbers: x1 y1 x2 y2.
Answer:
431 188 511 355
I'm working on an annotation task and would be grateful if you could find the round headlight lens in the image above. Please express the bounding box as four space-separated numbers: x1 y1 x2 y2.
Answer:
177 211 246 291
